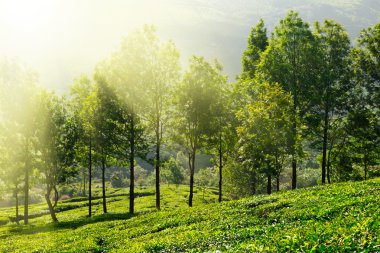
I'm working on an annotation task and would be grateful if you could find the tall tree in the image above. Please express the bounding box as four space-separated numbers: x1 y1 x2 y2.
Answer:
140 31 180 210
36 91 78 222
241 19 268 80
99 26 150 214
0 58 38 224
172 56 224 207
93 74 122 214
258 11 317 189
70 75 97 217
312 20 351 184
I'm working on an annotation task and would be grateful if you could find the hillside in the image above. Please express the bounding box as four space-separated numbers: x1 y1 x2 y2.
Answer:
0 179 379 252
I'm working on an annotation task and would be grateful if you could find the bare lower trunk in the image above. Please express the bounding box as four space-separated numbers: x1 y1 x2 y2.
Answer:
88 140 92 217
24 165 29 225
364 153 367 180
276 176 280 192
83 168 86 196
218 136 222 203
321 104 329 184
53 186 58 208
102 159 107 213
267 174 272 195
189 150 195 207
155 120 161 210
45 186 58 222
292 158 297 189
15 185 19 225
129 115 135 215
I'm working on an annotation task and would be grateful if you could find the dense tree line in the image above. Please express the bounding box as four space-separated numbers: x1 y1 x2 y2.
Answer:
0 13 379 223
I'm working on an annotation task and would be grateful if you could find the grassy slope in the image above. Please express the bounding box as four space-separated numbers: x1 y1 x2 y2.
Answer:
0 179 379 252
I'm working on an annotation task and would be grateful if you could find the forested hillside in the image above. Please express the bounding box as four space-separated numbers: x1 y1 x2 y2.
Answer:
0 4 379 252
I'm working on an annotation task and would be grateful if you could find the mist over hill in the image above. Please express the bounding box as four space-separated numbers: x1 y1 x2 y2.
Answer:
162 0 380 80
1 0 378 89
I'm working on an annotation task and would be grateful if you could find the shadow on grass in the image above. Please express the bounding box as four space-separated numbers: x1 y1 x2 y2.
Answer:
55 212 134 229
3 212 135 237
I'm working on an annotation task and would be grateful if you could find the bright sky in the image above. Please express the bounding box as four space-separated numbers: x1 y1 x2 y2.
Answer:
0 0 210 92
0 0 377 92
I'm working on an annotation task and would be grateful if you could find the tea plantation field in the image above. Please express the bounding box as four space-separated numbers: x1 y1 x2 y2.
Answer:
0 179 379 252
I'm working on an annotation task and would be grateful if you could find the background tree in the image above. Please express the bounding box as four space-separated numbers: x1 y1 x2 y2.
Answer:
237 82 293 194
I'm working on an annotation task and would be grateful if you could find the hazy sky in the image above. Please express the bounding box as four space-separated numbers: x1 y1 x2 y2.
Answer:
0 0 378 92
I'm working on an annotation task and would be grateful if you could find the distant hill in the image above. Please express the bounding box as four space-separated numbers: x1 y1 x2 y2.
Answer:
160 0 380 80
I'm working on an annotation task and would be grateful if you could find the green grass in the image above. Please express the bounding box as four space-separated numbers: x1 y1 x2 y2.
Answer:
0 179 379 252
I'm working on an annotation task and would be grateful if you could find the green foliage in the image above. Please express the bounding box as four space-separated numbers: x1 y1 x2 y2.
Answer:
161 157 185 186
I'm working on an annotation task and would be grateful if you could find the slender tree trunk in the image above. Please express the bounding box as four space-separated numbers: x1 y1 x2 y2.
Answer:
53 185 58 208
102 158 107 213
218 136 223 203
251 171 257 195
129 115 135 215
24 164 29 225
321 104 329 184
189 150 195 207
45 186 58 222
276 176 280 192
155 118 161 210
364 153 367 180
88 140 92 217
15 185 19 225
83 168 86 196
291 96 297 190
267 174 272 195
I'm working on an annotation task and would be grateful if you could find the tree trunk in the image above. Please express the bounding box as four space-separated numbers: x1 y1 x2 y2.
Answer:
267 174 272 195
321 104 329 184
189 150 195 207
45 186 58 222
15 185 19 225
83 168 86 196
218 137 223 203
88 140 92 217
102 158 107 213
276 176 280 192
129 115 135 215
364 153 367 180
53 185 58 208
155 118 161 210
292 158 297 189
24 163 29 225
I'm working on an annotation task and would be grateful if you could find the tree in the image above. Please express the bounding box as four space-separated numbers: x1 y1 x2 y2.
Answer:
205 62 229 203
70 75 97 217
93 74 122 213
258 11 317 189
161 157 185 187
36 91 78 222
172 56 224 207
0 58 38 224
241 19 268 80
312 20 351 184
236 82 293 194
139 29 180 210
99 26 151 214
